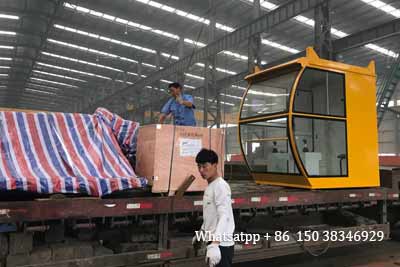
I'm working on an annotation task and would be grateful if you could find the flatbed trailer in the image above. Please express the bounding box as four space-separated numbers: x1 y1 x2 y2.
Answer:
0 179 399 267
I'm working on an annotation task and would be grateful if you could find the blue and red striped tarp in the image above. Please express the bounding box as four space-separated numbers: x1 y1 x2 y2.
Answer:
0 108 147 196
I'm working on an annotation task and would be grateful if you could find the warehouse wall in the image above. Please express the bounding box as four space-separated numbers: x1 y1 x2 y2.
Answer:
379 110 400 155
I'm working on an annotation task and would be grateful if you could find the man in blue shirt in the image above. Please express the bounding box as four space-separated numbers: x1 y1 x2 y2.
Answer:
159 82 196 126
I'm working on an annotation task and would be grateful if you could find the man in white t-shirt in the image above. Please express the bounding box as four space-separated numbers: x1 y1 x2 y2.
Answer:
193 148 235 267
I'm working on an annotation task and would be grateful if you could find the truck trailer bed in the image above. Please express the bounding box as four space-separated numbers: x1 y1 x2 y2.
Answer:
0 180 397 223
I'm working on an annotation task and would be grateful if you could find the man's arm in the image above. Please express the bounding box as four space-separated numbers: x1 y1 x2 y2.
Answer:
159 99 172 123
213 183 234 244
178 94 195 108
181 100 193 108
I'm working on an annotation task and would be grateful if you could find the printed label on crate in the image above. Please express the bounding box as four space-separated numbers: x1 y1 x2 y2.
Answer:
147 253 161 260
126 203 141 209
180 138 202 157
194 200 203 206
0 209 10 217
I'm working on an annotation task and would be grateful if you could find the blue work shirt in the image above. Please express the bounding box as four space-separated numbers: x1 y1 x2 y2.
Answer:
161 94 196 126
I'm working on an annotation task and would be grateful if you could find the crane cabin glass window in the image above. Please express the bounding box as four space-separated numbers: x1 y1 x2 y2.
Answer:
240 64 301 119
294 68 345 117
239 118 299 174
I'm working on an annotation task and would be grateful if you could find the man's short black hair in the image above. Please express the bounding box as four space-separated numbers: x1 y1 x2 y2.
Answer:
168 82 182 89
196 148 218 164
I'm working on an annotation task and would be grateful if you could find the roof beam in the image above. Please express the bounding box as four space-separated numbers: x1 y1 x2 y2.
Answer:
83 0 323 112
123 16 400 117
12 0 65 106
333 18 400 53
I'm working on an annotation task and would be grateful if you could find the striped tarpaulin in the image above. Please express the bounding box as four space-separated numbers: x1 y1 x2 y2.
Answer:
0 108 147 196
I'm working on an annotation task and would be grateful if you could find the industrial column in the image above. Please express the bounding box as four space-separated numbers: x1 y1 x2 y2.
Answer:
203 0 217 127
177 38 185 86
248 0 262 72
150 51 161 124
314 0 332 60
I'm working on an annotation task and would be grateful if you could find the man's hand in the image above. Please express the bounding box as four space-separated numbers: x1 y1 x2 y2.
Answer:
176 94 184 105
159 113 166 124
205 244 221 267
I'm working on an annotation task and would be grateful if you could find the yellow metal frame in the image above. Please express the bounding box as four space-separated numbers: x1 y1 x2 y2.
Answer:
238 47 379 189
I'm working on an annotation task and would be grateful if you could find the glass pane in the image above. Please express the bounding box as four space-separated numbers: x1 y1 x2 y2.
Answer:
294 68 345 117
240 118 299 174
293 117 348 176
240 66 300 119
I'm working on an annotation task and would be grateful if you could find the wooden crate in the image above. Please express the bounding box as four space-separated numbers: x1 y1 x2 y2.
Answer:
136 124 225 194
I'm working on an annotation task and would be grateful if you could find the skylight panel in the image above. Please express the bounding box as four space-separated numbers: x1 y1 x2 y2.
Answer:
148 1 163 8
55 24 160 55
216 68 237 75
0 30 16 36
260 0 278 9
64 2 283 62
216 23 234 32
47 39 142 63
161 79 173 84
41 51 123 72
76 6 90 13
0 45 13 49
161 6 175 13
127 72 147 78
161 53 180 60
360 0 400 18
26 83 63 92
220 93 242 100
30 77 79 88
102 14 116 21
142 63 156 68
0 14 19 20
89 10 103 17
185 73 204 80
116 18 129 24
232 85 247 90
37 62 112 80
176 10 188 17
25 88 57 96
365 44 398 57
115 79 134 85
33 70 87 82
184 39 206 47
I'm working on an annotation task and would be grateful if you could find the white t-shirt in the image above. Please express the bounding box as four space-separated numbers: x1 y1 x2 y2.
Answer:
202 177 235 247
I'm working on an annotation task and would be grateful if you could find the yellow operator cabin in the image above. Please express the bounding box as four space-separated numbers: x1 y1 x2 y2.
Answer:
238 47 379 189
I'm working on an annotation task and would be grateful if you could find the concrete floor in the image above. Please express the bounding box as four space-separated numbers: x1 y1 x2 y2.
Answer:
234 241 400 267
